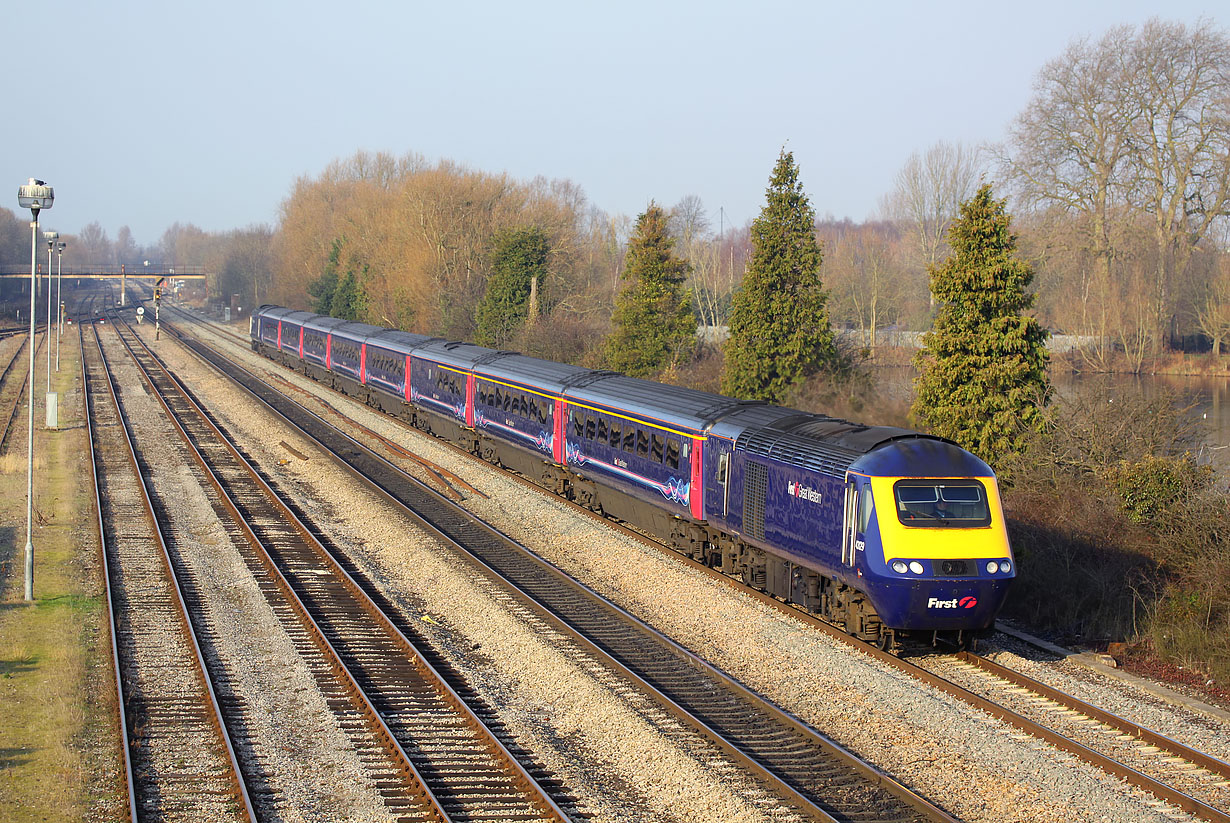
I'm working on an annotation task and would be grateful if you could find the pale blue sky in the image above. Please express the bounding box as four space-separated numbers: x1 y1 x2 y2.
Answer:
3 1 1221 249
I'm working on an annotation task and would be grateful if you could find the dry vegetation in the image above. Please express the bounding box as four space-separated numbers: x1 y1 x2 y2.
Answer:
1002 387 1230 684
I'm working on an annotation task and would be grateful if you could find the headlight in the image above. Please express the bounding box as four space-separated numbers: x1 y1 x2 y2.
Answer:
986 561 999 574
891 560 908 574
908 561 924 575
999 561 1012 574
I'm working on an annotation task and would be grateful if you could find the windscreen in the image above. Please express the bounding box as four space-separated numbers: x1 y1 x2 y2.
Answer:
893 480 991 527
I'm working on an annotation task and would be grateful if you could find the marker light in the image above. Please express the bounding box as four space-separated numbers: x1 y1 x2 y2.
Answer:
999 561 1012 574
891 560 908 574
908 561 924 575
986 561 999 574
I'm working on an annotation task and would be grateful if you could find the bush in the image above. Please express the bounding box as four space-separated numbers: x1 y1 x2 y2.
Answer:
1002 383 1230 685
1104 454 1215 527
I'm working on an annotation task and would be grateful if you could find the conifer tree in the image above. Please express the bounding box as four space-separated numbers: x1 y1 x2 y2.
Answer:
911 183 1051 468
722 150 836 404
331 268 367 321
604 204 697 378
475 227 550 348
306 238 343 315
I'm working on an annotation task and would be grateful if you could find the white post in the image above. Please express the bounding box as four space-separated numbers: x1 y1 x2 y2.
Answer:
25 216 38 601
55 244 64 372
19 178 53 602
45 241 52 392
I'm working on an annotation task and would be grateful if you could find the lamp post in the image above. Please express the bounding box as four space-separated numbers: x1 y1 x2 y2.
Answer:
55 240 66 372
18 178 53 603
43 230 58 392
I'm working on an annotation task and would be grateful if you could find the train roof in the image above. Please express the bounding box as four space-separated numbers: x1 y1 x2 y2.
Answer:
852 437 993 478
727 409 983 478
301 315 349 333
473 353 592 395
256 305 296 321
366 329 439 354
412 339 503 370
279 310 317 327
331 321 386 343
565 375 747 434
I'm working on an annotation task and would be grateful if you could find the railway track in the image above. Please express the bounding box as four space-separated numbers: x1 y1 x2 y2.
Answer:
84 320 255 821
0 332 32 450
104 313 571 822
158 310 958 822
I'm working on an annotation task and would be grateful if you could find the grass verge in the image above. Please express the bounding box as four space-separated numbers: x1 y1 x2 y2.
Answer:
0 332 124 821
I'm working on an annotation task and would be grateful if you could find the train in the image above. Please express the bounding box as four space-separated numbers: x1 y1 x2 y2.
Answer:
250 305 1015 648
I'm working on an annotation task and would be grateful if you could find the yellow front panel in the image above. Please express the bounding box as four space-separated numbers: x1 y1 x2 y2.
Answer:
868 475 1012 561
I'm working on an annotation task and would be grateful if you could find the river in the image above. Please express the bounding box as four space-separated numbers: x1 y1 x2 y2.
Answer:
872 368 1230 473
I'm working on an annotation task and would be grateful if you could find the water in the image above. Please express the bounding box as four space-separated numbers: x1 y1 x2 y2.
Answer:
872 368 1230 472
1052 372 1229 470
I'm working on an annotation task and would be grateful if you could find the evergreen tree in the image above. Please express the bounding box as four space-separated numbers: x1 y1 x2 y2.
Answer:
603 203 697 378
722 150 836 403
306 238 343 315
331 267 367 321
475 227 550 348
911 183 1051 468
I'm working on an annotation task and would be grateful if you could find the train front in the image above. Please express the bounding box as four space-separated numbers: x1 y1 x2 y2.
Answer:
851 437 1014 640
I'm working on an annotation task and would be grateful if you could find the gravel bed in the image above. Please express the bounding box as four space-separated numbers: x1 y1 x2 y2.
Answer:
98 327 396 822
983 634 1230 761
912 652 1230 811
168 316 1210 822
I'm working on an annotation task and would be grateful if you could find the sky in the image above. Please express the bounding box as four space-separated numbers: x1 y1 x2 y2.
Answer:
2 0 1222 251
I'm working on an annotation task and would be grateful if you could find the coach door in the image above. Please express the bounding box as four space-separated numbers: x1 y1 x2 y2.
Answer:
552 400 566 463
842 480 858 567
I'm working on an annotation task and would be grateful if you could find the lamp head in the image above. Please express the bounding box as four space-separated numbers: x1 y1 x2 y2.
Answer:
44 230 59 247
17 179 53 215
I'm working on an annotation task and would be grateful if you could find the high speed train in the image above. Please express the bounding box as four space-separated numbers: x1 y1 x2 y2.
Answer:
252 305 1015 648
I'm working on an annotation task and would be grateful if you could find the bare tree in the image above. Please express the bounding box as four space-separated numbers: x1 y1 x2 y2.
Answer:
882 141 983 288
1125 18 1230 349
77 221 113 265
823 221 904 356
1000 26 1139 363
1194 254 1230 355
1001 19 1230 359
668 194 711 246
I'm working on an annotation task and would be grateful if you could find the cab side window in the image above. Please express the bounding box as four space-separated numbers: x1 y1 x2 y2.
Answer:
858 486 874 533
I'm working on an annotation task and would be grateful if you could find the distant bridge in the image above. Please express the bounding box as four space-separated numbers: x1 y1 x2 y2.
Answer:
0 264 208 280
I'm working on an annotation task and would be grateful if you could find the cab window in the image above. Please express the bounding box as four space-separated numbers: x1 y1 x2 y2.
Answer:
893 480 991 527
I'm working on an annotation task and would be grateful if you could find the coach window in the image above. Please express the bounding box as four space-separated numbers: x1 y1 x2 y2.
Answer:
572 410 584 438
665 438 680 469
608 421 621 448
636 428 650 458
596 417 608 443
584 416 597 440
519 395 529 417
622 426 636 452
651 433 665 463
